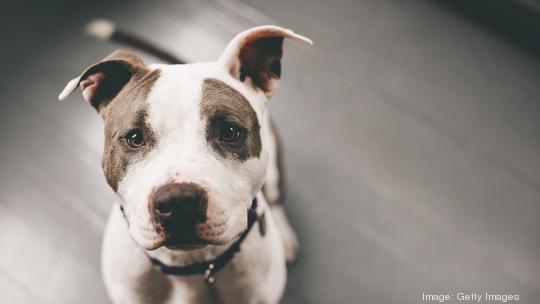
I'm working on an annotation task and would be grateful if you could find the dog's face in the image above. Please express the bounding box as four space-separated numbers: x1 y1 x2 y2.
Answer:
60 26 311 250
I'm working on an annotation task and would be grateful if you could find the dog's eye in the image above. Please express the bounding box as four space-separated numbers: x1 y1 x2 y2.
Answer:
126 129 145 148
220 122 242 142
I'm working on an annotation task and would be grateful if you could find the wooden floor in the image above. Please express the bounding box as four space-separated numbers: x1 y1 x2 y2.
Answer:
1 0 540 303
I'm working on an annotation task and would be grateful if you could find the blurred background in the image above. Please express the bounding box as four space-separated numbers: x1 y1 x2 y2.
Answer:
1 0 540 303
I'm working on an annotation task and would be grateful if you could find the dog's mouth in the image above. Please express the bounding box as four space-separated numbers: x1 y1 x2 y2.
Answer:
134 219 229 251
164 242 207 251
162 234 204 250
141 234 206 251
133 228 207 251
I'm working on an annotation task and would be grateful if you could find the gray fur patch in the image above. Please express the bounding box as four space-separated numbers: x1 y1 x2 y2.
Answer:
101 69 161 191
200 78 261 162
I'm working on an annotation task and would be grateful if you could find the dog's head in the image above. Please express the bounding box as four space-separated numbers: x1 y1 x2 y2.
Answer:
59 26 311 250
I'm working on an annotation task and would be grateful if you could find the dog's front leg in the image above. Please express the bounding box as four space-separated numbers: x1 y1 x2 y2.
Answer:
101 205 177 304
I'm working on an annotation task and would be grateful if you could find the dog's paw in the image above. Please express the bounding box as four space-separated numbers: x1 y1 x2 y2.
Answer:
270 205 299 264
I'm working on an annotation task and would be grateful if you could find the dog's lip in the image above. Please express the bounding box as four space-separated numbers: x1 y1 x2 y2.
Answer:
164 243 207 251
163 235 206 250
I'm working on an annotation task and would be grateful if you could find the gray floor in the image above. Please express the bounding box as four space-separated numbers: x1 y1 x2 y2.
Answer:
1 0 540 303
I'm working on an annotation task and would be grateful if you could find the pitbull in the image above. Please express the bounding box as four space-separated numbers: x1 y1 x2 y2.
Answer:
59 24 311 303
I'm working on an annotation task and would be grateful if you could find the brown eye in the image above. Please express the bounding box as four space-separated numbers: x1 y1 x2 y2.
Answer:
126 129 145 148
220 122 242 142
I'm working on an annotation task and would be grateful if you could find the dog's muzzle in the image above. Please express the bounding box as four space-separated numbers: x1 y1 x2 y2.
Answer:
147 197 265 284
149 182 208 248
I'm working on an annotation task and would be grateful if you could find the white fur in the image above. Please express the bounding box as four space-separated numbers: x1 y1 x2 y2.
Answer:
104 61 285 303
116 62 270 251
95 25 311 303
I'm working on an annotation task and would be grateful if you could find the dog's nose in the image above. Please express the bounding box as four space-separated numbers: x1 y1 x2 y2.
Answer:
150 183 208 240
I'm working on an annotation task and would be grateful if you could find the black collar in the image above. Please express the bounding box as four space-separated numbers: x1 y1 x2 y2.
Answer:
146 198 266 284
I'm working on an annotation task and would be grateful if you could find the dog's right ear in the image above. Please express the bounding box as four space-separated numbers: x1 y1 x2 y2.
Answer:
58 50 146 111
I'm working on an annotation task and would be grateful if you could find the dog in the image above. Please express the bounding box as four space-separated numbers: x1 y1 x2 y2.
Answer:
59 22 311 303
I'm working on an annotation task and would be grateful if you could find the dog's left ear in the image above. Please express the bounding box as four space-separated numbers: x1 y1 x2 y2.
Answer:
219 25 312 97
